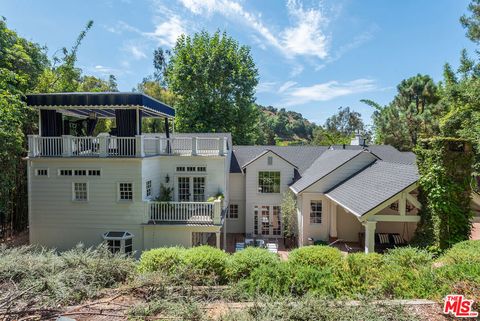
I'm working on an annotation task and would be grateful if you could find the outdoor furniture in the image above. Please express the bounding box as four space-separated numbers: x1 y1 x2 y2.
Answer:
358 232 407 253
245 238 254 246
235 242 245 252
255 239 265 248
266 242 278 253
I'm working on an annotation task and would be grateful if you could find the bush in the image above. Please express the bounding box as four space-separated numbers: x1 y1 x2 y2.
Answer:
440 240 480 264
383 247 433 268
226 247 279 281
289 245 343 268
339 253 384 298
0 244 135 307
238 262 339 298
183 246 229 285
138 247 186 274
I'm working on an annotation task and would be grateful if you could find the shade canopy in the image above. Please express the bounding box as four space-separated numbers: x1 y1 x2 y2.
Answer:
26 92 175 118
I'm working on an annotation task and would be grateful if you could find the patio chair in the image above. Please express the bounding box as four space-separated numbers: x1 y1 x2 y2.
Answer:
235 242 245 252
266 242 278 253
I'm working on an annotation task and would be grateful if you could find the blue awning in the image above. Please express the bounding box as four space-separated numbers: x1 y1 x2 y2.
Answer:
26 92 175 118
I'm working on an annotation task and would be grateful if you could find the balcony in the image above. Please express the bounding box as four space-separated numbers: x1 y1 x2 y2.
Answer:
27 135 228 158
146 199 223 225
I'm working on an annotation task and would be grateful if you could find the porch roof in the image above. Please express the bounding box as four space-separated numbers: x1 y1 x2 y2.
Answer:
25 92 175 118
325 160 419 217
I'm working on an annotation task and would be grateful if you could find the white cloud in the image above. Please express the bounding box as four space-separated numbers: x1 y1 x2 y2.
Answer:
327 26 378 63
176 0 328 59
144 15 186 47
91 65 125 76
278 81 297 93
282 0 329 59
282 79 378 106
256 81 277 93
290 64 304 77
123 43 148 60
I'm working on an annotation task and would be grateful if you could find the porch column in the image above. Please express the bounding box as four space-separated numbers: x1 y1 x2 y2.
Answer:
62 135 72 157
216 232 221 249
362 221 377 254
135 135 145 157
223 212 227 251
329 201 338 241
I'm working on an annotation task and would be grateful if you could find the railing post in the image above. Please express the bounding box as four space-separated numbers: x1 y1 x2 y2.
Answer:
99 136 108 157
62 135 72 157
27 135 36 157
135 135 145 157
192 137 197 156
213 199 222 225
218 138 224 156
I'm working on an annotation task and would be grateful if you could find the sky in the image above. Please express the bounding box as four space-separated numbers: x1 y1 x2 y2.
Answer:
1 0 477 125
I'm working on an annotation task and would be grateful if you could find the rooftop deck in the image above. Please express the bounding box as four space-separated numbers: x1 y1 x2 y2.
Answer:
27 135 229 158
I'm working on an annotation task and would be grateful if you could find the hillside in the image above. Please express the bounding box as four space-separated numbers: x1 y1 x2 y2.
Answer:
256 105 317 145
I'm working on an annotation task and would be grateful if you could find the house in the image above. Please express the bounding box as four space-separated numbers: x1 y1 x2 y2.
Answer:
26 92 424 255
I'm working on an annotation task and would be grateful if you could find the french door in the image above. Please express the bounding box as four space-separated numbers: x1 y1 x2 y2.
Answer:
177 177 205 201
253 205 282 237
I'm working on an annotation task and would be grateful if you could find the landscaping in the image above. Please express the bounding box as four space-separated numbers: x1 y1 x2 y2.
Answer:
1 241 479 320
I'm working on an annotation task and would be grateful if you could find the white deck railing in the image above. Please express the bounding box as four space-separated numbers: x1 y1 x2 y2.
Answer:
28 135 228 158
147 199 222 224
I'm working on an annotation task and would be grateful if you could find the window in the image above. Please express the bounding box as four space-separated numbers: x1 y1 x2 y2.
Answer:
197 166 206 172
193 177 205 201
176 166 186 172
118 183 133 201
74 169 87 176
88 169 101 176
73 182 88 201
187 166 196 172
310 201 322 223
59 169 73 176
267 156 273 165
103 231 133 255
145 180 152 198
258 171 280 193
272 206 281 235
228 204 239 219
35 168 48 176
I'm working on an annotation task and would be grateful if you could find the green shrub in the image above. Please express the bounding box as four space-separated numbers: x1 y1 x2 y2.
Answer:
0 244 135 307
226 247 279 281
137 247 186 274
383 247 433 268
183 246 229 285
289 245 343 268
440 240 480 264
339 253 384 298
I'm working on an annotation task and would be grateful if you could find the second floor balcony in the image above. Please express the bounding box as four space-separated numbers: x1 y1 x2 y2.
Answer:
145 199 223 225
27 134 229 158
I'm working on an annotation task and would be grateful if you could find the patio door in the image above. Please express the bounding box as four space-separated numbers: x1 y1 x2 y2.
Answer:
253 205 282 237
177 177 205 201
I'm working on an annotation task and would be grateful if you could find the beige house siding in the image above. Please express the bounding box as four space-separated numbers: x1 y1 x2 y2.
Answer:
28 157 145 252
227 173 246 233
336 207 363 242
143 225 221 249
244 152 296 236
300 193 330 244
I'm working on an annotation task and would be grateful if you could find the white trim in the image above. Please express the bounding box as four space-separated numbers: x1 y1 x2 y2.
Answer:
58 168 102 177
72 181 89 202
370 215 421 223
309 199 323 224
145 179 152 200
117 182 134 202
257 170 281 194
34 168 49 177
227 203 239 220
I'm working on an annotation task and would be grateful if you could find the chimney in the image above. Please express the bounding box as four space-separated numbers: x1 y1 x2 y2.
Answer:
351 132 365 146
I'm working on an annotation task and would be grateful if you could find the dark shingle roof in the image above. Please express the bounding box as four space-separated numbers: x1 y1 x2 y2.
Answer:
330 145 416 165
325 161 419 217
289 149 368 193
230 146 328 173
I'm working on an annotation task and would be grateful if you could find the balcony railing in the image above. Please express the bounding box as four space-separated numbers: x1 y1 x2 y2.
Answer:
146 199 222 225
27 135 228 158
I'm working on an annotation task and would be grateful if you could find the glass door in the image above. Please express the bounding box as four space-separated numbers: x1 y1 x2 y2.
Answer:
178 177 190 201
193 177 205 201
254 205 282 237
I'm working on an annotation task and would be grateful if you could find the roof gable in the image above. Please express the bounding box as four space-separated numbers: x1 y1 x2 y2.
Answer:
241 150 298 169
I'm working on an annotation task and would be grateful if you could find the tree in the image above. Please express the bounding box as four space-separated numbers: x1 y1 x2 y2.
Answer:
362 74 443 151
280 190 297 247
460 0 480 44
164 31 259 144
312 106 368 146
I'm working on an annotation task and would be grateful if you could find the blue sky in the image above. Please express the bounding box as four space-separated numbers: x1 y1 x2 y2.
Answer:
1 0 476 125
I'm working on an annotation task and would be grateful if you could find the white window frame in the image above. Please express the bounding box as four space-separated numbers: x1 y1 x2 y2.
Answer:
72 182 89 202
102 231 134 255
310 200 322 224
34 168 49 177
258 171 281 194
174 174 207 201
58 169 73 176
145 180 152 199
58 168 101 177
228 204 239 219
117 182 134 202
